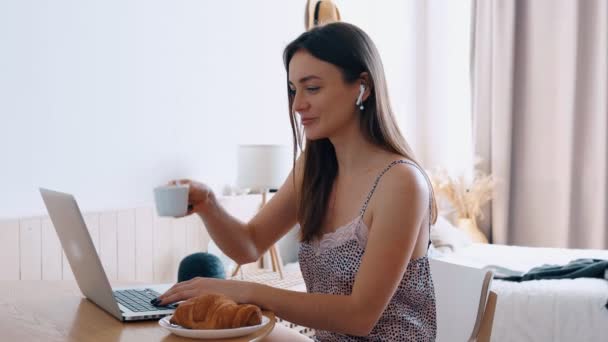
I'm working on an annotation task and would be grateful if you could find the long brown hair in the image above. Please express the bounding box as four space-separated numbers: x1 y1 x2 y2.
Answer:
283 22 438 242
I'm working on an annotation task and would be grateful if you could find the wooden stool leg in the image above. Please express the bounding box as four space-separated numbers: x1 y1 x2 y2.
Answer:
270 247 278 272
275 248 284 279
269 245 284 279
231 264 241 277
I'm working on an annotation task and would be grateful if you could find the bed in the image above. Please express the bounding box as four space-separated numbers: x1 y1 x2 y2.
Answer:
432 243 608 342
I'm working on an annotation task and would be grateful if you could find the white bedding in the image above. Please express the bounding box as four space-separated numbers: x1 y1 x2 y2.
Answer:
435 244 608 342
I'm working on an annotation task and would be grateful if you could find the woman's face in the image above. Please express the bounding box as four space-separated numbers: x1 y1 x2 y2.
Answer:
288 50 361 141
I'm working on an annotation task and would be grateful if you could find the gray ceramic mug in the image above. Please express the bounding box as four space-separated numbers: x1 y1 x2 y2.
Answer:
153 184 189 217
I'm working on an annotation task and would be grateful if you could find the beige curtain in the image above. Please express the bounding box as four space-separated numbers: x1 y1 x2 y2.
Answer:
472 0 608 248
409 0 474 178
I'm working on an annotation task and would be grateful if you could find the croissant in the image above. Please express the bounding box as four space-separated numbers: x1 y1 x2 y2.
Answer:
169 293 263 330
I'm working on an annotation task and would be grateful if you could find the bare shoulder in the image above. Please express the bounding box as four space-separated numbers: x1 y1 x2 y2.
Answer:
369 159 430 217
382 159 428 190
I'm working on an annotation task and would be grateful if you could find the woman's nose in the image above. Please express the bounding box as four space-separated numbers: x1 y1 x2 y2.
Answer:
292 93 309 113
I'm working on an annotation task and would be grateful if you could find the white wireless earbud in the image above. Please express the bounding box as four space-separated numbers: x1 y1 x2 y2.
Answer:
356 84 365 110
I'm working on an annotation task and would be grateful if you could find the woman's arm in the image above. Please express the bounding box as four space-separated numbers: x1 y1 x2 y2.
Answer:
159 164 429 337
246 164 429 336
194 155 304 264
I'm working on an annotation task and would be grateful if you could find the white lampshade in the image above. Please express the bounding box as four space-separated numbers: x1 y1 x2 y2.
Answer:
237 144 291 191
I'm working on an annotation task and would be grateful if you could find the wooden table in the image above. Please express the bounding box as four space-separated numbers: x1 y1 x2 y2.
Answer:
0 281 275 342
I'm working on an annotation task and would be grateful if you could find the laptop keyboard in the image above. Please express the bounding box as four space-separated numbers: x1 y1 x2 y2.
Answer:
113 288 176 312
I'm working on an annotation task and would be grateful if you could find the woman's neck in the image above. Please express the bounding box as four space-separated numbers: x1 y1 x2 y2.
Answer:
329 122 386 177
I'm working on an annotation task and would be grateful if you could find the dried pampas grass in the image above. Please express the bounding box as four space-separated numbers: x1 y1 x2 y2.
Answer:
430 162 495 226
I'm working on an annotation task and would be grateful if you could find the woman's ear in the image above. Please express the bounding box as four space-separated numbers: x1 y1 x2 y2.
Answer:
359 72 372 102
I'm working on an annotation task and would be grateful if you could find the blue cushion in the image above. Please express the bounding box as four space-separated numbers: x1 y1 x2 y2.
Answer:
178 252 226 282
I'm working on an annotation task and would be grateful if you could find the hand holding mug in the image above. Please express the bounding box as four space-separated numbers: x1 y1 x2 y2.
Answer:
158 179 215 217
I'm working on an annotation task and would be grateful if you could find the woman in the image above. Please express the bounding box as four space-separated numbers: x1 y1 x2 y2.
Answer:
155 22 438 341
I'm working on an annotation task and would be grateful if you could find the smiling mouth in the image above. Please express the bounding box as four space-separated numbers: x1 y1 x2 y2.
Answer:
301 118 317 126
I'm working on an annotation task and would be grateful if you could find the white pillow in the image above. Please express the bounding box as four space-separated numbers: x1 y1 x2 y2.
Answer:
430 216 473 253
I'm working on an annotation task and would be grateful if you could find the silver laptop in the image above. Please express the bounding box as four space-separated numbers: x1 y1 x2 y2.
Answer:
40 188 177 321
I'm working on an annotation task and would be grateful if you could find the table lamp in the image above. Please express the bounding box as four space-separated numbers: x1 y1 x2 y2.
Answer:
233 144 291 279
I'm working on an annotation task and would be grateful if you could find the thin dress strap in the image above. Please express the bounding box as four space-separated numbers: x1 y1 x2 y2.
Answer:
359 159 434 248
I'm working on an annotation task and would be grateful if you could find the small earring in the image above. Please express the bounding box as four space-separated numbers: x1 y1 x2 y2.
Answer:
356 84 366 111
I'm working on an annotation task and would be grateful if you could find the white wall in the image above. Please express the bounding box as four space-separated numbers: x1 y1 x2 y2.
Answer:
0 0 420 219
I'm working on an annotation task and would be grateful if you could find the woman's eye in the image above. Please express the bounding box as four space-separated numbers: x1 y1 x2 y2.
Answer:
288 86 320 96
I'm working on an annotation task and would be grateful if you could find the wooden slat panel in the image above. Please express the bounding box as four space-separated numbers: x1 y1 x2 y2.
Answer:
0 220 20 280
19 218 42 280
153 216 173 282
2 195 269 282
135 208 154 281
117 209 136 281
99 212 118 281
186 215 207 254
41 218 62 280
171 217 188 281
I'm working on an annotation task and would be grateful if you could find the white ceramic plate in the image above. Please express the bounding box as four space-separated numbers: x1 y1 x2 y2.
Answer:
159 314 271 339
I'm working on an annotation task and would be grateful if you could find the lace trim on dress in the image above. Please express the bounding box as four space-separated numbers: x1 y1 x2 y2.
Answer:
313 215 369 255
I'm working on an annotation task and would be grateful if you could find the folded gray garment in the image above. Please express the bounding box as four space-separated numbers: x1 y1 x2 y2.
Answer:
492 258 608 310
494 258 608 282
